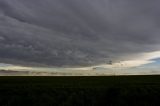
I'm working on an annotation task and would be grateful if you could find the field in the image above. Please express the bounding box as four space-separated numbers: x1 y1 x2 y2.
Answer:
0 76 160 106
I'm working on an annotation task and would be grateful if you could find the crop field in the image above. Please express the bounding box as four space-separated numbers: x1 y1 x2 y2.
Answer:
0 76 160 106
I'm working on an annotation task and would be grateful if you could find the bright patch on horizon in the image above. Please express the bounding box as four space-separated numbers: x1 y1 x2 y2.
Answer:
93 51 160 69
0 63 32 71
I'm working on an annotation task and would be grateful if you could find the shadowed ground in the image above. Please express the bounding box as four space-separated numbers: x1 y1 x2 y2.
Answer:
0 76 160 106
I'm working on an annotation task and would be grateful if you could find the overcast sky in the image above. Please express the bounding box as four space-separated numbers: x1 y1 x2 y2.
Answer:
0 0 160 75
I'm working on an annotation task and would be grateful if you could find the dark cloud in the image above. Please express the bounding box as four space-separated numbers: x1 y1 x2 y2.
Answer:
0 69 29 76
0 0 160 67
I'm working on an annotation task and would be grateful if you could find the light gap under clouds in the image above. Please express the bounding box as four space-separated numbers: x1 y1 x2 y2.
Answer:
0 51 160 75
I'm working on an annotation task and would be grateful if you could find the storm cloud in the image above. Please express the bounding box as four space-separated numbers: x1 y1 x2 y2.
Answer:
0 0 160 67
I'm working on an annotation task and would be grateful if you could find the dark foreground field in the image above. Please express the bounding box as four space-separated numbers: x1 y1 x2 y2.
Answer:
0 76 160 106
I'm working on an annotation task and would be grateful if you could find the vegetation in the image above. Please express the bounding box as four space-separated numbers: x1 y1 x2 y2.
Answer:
0 76 160 106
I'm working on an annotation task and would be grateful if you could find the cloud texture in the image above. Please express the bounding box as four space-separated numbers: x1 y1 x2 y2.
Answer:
0 0 160 67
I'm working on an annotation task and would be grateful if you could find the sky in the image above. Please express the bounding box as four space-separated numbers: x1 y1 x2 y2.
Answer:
0 0 160 75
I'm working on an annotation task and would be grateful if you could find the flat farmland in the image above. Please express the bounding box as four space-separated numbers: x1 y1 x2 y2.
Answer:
0 76 160 106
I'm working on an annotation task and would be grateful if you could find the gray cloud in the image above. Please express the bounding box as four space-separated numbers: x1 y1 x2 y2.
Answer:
0 0 160 67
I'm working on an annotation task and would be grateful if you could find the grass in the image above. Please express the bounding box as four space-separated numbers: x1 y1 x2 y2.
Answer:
0 75 160 106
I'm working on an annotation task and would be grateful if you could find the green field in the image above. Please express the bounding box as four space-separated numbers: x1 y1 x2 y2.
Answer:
0 76 160 106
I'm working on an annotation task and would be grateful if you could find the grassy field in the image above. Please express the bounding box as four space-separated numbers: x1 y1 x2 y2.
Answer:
0 75 160 106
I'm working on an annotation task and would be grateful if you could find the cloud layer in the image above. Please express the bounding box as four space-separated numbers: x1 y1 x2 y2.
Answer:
0 0 160 67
